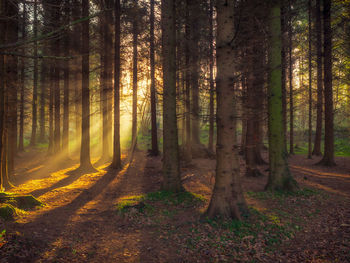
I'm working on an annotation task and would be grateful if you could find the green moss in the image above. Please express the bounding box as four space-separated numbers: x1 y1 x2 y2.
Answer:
246 188 319 200
0 204 16 220
0 192 43 210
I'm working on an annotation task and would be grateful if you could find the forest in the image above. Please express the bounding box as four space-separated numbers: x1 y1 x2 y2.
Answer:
0 0 349 262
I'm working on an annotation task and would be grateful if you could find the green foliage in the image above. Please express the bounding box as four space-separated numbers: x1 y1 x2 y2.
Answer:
0 192 43 210
246 188 319 200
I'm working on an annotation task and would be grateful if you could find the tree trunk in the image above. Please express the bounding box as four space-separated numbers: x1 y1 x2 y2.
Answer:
184 0 192 164
208 0 214 154
318 0 335 166
205 0 247 220
62 0 70 156
6 0 19 175
149 0 159 156
265 0 298 192
39 61 47 143
288 0 294 155
111 0 121 169
48 65 54 155
161 0 182 192
312 0 323 156
281 0 287 153
30 0 38 147
307 0 312 159
18 0 26 152
189 0 200 147
79 0 94 170
131 0 138 152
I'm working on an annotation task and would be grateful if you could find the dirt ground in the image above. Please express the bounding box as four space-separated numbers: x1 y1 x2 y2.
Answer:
0 150 349 262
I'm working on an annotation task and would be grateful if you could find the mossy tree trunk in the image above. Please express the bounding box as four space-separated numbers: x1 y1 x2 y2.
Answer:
161 0 183 192
265 0 298 192
205 0 247 220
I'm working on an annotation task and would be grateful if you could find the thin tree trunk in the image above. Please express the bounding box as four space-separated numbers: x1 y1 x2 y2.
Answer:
312 0 323 156
265 0 298 191
131 0 138 152
208 0 214 154
39 62 47 143
48 66 54 155
288 0 294 155
149 0 159 156
161 0 182 192
62 0 70 156
18 0 26 151
30 0 38 147
111 0 121 169
281 0 287 153
318 0 335 166
205 0 247 220
307 0 312 159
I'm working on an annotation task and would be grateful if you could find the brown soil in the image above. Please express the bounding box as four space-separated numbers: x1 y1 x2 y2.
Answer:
0 151 349 262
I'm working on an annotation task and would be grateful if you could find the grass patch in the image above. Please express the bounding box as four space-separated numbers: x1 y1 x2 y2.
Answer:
246 187 320 200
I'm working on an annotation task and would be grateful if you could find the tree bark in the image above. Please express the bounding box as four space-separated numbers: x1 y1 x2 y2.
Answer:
79 0 94 170
208 0 215 154
131 0 138 152
111 0 121 169
265 0 298 191
205 0 247 220
149 0 159 156
30 0 38 147
288 0 294 155
307 0 312 159
312 0 323 156
318 0 335 166
161 0 182 192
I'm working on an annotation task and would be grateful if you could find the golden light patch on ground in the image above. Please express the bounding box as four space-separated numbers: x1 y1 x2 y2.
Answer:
291 165 350 180
26 165 44 174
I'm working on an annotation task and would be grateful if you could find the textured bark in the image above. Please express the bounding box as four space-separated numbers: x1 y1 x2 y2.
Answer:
208 0 214 154
149 0 159 156
318 0 335 166
312 0 323 156
205 0 247 220
5 0 18 175
18 0 26 151
188 0 200 146
307 0 312 159
265 1 298 191
48 65 54 155
184 0 192 164
39 62 47 143
62 0 70 156
111 0 121 169
281 0 287 153
288 0 294 155
79 0 94 170
30 0 38 147
161 0 182 192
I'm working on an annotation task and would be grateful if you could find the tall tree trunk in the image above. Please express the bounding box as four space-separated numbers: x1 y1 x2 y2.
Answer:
184 0 192 164
312 0 323 156
39 61 47 143
189 0 200 147
18 0 26 152
288 0 294 155
265 0 298 191
318 0 335 166
307 0 312 159
48 65 54 155
30 0 38 147
131 0 138 152
208 0 214 154
62 0 70 156
111 0 121 169
149 0 159 156
205 0 247 220
281 0 287 153
6 0 19 175
161 0 182 192
79 0 94 170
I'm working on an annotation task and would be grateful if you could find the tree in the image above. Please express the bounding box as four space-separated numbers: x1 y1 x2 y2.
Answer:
111 0 121 169
288 0 294 155
265 0 298 191
205 0 247 219
131 0 138 152
149 0 159 156
318 0 335 166
79 0 94 171
161 0 182 192
312 0 323 156
307 0 312 159
208 0 214 154
30 0 39 147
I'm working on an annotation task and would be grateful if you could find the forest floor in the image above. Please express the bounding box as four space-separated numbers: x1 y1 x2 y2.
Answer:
0 149 349 263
